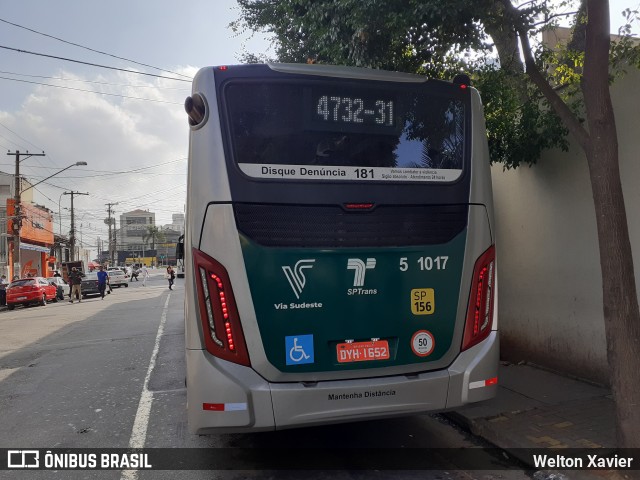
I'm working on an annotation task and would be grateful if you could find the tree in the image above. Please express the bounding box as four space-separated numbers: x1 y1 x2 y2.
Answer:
234 0 640 447
142 226 165 265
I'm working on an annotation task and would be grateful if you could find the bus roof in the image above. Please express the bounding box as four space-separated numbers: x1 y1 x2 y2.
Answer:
266 62 428 83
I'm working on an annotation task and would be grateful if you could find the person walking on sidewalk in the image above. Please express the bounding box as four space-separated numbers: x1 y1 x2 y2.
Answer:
0 274 8 306
97 266 110 299
68 267 85 303
141 265 150 286
166 266 175 290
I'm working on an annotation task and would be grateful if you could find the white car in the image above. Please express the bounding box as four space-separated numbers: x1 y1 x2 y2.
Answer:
107 269 129 288
47 276 70 299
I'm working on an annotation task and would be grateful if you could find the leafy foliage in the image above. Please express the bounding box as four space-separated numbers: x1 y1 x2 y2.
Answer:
610 7 640 79
233 0 492 71
142 226 165 251
474 66 569 169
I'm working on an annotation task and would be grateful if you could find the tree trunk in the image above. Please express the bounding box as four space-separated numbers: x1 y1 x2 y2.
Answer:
482 0 524 74
516 0 640 449
582 0 640 449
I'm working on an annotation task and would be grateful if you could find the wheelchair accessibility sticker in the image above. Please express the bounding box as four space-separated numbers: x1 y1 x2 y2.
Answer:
285 335 314 365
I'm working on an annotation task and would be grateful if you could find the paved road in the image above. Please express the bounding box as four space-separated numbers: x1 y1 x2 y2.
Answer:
0 272 533 479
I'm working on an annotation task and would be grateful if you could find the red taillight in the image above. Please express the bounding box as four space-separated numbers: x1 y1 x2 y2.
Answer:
462 245 496 351
193 248 250 366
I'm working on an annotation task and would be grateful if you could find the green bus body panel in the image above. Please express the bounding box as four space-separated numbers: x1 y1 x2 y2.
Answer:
240 230 466 373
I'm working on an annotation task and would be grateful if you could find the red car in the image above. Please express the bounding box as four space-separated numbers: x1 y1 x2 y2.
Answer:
6 277 58 310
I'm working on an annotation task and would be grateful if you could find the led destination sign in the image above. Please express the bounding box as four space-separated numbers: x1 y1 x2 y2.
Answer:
315 94 395 127
225 81 467 182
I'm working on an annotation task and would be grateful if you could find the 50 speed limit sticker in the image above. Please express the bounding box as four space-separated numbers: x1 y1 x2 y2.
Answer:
411 330 435 357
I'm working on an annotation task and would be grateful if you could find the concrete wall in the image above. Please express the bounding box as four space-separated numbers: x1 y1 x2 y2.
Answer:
491 67 640 385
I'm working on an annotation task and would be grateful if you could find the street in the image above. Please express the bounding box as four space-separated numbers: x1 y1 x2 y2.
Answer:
0 271 533 479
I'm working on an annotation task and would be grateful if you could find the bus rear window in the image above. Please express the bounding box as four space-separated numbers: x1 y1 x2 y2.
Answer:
223 81 466 183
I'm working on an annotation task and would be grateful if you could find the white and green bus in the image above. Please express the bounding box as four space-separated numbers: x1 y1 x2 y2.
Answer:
184 63 497 433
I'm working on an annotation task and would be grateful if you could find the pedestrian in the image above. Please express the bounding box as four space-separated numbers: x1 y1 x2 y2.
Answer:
166 266 175 290
0 274 8 306
141 265 150 286
68 267 85 303
97 265 109 300
53 270 61 277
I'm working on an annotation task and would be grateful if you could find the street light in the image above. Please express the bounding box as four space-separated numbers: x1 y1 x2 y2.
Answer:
20 162 88 194
11 161 88 278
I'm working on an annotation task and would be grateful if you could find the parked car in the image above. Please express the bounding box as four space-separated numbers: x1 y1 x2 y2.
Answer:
47 276 70 300
107 269 129 288
80 272 101 298
6 277 58 310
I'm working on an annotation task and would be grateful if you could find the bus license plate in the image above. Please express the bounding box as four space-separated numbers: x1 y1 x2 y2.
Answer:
17 296 27 300
337 340 390 363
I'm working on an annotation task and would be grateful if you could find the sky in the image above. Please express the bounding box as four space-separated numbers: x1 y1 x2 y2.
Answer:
0 0 271 258
0 1 636 259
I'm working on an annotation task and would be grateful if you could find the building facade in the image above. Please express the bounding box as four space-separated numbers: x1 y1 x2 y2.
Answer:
6 199 55 278
0 172 48 278
118 209 156 253
169 213 184 233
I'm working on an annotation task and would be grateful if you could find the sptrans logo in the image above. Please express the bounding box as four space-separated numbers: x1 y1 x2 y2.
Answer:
282 259 315 299
347 258 378 295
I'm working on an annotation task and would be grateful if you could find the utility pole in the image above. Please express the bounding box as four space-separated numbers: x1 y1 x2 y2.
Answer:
63 191 89 262
8 150 46 278
106 203 118 266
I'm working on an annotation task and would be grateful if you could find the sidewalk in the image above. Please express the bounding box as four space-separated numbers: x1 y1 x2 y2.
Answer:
447 362 622 477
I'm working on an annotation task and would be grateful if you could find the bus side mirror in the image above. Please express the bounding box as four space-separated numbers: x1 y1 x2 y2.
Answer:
185 93 207 127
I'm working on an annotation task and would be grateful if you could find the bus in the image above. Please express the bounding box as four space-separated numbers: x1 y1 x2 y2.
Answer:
184 63 497 433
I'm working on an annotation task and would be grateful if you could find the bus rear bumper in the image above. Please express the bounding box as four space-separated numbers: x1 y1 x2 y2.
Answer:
186 331 498 434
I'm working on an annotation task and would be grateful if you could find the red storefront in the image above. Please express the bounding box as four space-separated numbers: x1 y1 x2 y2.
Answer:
6 199 55 279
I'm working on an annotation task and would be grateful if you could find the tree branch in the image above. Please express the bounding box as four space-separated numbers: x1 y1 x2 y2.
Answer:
531 11 580 27
516 23 591 150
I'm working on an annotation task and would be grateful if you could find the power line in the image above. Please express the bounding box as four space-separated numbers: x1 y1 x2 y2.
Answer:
9 158 185 176
0 70 190 90
0 75 183 105
0 45 191 82
0 132 23 150
0 158 186 178
0 120 43 151
0 17 193 80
